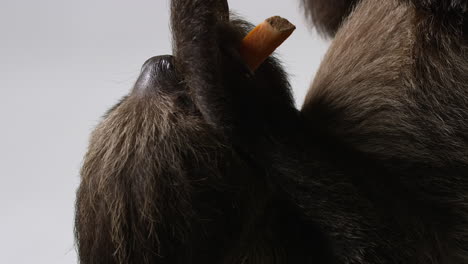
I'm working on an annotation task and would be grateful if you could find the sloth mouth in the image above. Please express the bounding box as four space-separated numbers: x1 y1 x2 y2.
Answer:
133 55 179 96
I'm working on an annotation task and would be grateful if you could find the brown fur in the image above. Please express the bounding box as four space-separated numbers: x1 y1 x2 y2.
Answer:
301 0 468 261
76 0 468 263
304 0 417 161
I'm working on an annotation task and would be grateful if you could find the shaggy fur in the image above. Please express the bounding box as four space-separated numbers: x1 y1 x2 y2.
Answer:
302 0 468 262
76 0 468 263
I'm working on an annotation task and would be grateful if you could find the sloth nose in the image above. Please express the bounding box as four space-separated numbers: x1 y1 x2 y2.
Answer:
133 55 178 96
141 55 174 72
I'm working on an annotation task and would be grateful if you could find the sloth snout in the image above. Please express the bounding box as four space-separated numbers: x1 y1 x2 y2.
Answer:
141 55 174 73
133 55 178 96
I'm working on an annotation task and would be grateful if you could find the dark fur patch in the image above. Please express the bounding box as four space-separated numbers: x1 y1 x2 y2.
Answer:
303 0 468 37
302 0 358 37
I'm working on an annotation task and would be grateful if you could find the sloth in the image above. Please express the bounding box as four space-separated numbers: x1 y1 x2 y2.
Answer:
75 0 468 263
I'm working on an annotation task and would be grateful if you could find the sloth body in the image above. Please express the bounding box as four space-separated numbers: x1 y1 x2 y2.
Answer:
76 0 468 263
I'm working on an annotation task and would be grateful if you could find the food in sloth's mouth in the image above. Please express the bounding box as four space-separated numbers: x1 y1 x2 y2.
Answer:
239 16 296 71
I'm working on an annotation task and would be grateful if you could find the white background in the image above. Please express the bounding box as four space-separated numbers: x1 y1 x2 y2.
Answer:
0 0 328 263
